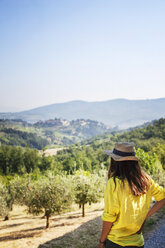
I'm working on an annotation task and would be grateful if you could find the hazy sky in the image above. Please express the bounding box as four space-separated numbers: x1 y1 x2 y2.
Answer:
0 0 165 112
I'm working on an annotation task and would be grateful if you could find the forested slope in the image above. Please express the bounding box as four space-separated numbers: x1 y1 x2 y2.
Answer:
0 118 164 178
0 118 112 147
0 118 164 228
0 127 49 149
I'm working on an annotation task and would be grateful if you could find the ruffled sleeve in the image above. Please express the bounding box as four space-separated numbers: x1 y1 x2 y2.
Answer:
102 178 120 223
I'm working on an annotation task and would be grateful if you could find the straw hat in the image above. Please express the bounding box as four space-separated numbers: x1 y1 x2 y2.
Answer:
104 142 139 161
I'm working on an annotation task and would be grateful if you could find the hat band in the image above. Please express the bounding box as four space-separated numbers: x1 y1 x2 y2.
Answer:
113 148 135 157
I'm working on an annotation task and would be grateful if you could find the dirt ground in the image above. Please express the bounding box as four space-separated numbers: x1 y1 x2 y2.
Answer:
0 203 164 248
0 203 104 248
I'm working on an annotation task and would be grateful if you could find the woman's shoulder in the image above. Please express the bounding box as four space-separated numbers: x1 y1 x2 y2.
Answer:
107 177 123 189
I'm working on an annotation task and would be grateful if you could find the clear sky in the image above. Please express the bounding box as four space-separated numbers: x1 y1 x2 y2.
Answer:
0 0 165 112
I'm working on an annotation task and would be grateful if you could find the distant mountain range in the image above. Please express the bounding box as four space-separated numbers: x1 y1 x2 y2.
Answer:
0 98 165 128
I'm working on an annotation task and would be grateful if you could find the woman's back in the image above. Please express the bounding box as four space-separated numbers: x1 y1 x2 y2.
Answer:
103 177 164 246
100 142 165 248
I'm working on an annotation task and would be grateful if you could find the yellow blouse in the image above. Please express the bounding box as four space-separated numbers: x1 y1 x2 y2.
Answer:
102 177 165 247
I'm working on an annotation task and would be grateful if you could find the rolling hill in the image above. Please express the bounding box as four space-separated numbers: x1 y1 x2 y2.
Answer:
0 118 112 148
0 98 165 128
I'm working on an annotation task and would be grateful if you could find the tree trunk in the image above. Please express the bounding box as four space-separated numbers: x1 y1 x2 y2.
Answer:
46 215 50 228
79 204 81 209
28 206 32 214
4 215 9 221
9 202 13 211
82 203 85 217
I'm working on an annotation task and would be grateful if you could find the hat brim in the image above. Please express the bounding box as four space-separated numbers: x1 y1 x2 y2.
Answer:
104 150 139 161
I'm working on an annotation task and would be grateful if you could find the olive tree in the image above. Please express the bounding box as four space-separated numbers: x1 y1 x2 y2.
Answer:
26 175 74 228
2 176 32 220
10 176 31 204
74 171 104 217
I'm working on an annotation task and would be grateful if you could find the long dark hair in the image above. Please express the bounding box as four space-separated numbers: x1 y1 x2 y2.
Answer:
108 158 150 196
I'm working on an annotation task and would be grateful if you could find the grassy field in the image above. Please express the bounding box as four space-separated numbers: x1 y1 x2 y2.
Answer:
0 202 164 248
